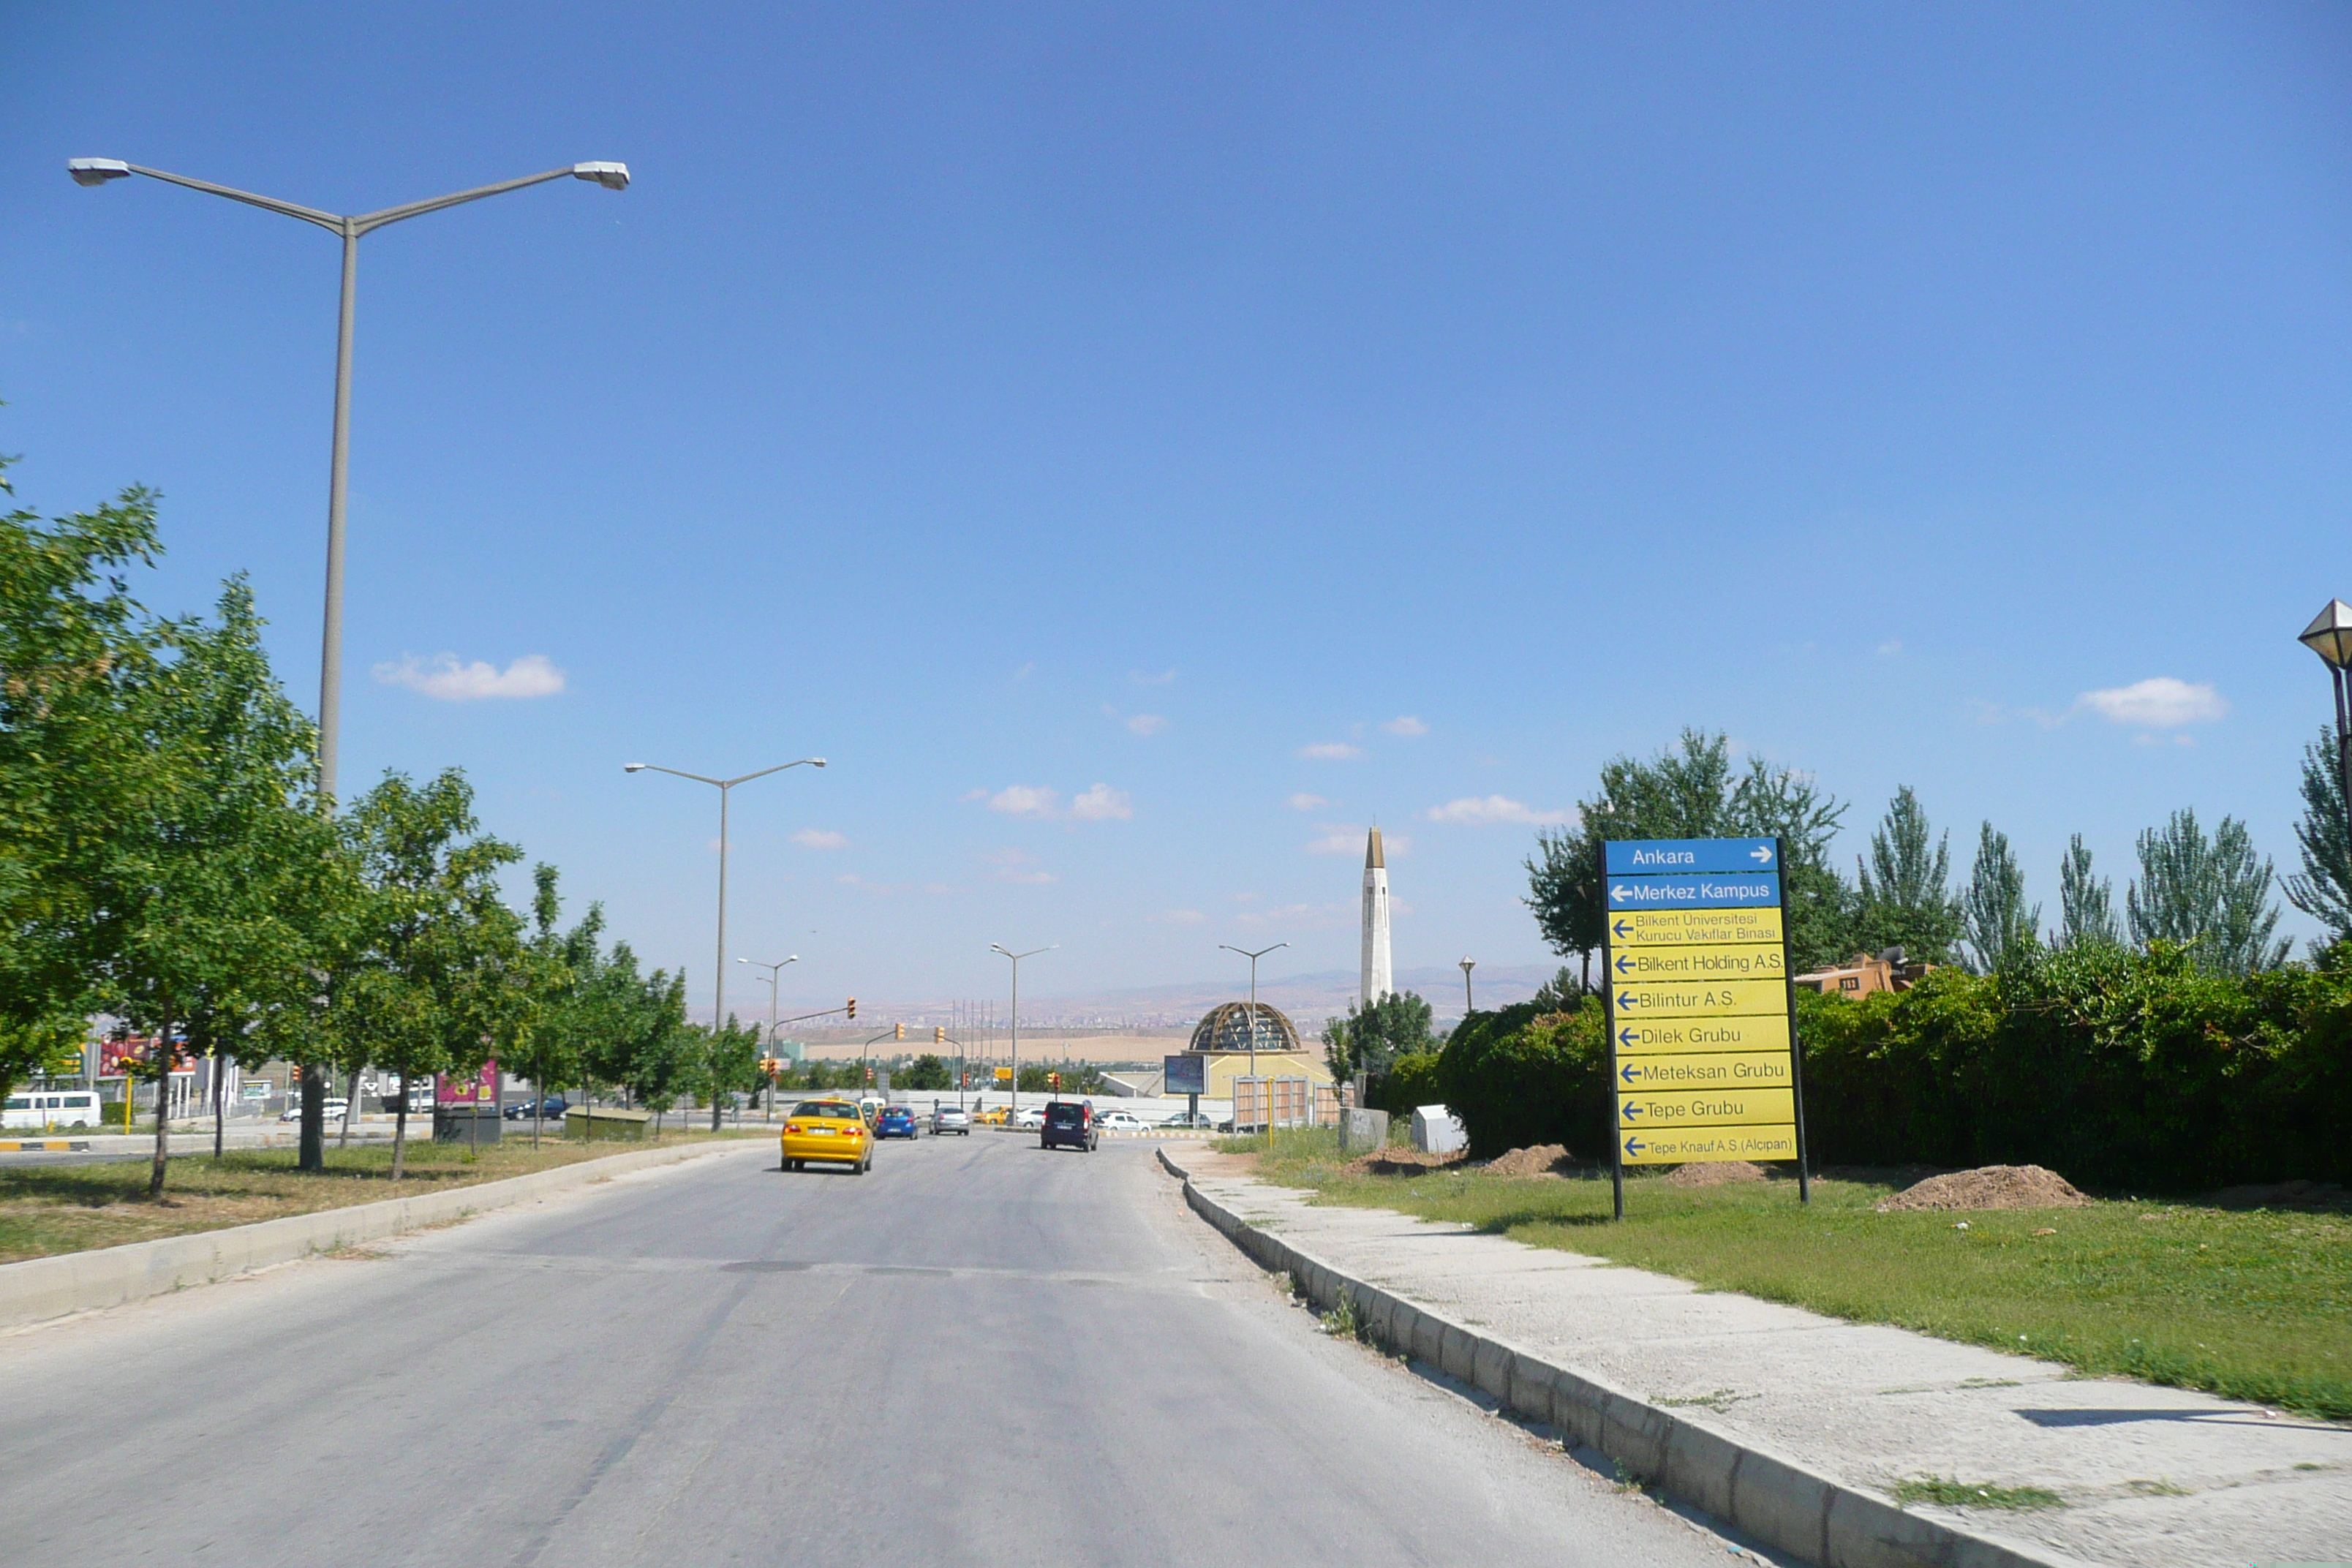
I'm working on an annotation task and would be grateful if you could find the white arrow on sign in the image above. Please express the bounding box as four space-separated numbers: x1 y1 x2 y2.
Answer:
1749 845 1774 864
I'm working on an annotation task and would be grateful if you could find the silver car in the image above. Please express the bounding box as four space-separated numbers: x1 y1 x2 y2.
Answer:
931 1105 972 1136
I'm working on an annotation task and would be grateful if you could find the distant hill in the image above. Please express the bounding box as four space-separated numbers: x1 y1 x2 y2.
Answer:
747 962 1566 1032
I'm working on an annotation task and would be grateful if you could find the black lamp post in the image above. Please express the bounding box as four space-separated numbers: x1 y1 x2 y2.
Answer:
2299 600 2352 824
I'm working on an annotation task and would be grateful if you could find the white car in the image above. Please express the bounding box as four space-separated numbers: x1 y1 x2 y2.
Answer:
279 1099 350 1123
1011 1106 1045 1130
1096 1111 1146 1133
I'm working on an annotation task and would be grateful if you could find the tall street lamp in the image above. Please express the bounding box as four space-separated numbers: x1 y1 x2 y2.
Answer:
2299 600 2352 825
990 944 1054 1115
1459 957 1477 1014
1219 942 1287 1131
69 157 629 803
739 954 798 1117
629 759 823 1126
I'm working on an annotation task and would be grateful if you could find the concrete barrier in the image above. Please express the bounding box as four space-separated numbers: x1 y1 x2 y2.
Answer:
1157 1147 2079 1568
1 1139 769 1333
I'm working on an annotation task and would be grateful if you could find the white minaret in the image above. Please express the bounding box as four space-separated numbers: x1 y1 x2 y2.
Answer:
1361 826 1392 1006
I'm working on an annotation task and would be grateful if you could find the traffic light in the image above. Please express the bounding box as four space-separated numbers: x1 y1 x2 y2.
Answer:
845 998 856 1020
1048 1071 1060 1091
895 1022 905 1042
864 1066 874 1085
934 1026 945 1044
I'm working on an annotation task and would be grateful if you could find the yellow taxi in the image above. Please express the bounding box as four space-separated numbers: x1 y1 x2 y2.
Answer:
973 1105 1010 1126
780 1098 874 1174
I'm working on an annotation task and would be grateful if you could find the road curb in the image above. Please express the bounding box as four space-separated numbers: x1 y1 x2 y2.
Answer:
1 1139 769 1333
1156 1147 2084 1568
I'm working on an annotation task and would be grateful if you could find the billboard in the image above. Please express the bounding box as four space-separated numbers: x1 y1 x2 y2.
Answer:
1164 1053 1207 1097
99 1036 192 1078
437 1061 498 1108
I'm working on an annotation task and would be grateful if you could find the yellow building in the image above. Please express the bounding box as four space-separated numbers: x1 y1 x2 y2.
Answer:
1175 1000 1333 1100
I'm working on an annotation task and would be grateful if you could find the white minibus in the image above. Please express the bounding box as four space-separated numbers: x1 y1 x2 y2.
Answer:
2 1090 103 1130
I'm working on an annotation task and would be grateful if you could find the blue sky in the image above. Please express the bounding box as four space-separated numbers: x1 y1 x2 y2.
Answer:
4 3 2350 1014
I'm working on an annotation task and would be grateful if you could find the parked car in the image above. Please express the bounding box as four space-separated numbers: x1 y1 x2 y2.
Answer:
1095 1110 1146 1133
1011 1106 1045 1130
1158 1111 1218 1130
778 1098 873 1174
504 1096 568 1121
875 1106 919 1139
973 1106 1009 1126
282 1098 351 1123
932 1105 972 1135
1040 1100 1098 1153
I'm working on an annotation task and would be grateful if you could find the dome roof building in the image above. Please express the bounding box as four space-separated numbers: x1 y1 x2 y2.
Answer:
1188 1001 1302 1055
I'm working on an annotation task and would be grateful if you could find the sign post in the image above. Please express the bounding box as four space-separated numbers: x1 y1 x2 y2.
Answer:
1600 836 1809 1218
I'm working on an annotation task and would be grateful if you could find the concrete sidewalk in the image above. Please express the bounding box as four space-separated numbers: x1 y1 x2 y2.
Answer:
1164 1148 2351 1568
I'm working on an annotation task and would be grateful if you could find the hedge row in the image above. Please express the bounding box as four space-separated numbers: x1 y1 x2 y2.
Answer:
1395 943 2352 1193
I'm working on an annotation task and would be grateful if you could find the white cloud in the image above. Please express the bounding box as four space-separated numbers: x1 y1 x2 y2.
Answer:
1131 668 1177 685
1126 713 1167 736
1382 715 1428 737
986 785 1060 818
1156 908 1210 926
373 652 564 701
1235 900 1350 932
1424 795 1570 826
790 829 848 850
2076 677 2228 728
1286 793 1328 810
985 847 1056 883
1071 783 1134 821
1297 742 1365 761
1876 640 1902 657
1306 825 1413 856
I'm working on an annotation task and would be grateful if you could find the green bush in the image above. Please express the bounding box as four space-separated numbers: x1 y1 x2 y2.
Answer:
1433 1000 1612 1158
1371 1049 1444 1118
1801 941 2352 1191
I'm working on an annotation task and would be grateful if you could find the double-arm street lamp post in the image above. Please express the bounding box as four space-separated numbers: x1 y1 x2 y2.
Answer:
1219 942 1287 1132
629 760 824 1127
990 945 1053 1116
2299 600 2352 826
738 955 799 1117
69 157 629 804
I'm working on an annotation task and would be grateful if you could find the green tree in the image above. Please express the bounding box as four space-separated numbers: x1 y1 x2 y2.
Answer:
687 1014 764 1129
902 1052 951 1090
332 770 528 1179
2057 833 2119 948
0 459 167 1109
513 864 603 1145
91 582 327 1196
2127 808 2290 976
1852 785 1962 965
1959 821 2039 973
2285 728 2352 948
1526 729 1852 979
1321 991 1434 1085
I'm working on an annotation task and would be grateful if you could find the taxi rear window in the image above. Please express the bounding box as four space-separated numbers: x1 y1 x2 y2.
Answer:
794 1101 858 1119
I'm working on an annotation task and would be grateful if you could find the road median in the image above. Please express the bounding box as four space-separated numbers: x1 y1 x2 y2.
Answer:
1 1138 769 1333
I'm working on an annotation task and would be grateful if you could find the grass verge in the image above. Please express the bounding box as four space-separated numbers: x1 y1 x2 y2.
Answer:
0 1128 761 1264
1892 1477 2064 1511
1218 1130 2352 1422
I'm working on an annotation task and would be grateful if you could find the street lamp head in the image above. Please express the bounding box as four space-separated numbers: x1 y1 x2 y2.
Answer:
624 762 647 773
2299 600 2352 672
571 162 630 192
810 758 827 768
68 158 131 186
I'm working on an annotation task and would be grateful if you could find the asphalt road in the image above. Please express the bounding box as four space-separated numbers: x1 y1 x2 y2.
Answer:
1 1133 1749 1567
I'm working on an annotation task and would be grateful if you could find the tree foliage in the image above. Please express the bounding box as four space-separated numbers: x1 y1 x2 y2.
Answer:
1526 729 1850 976
2057 833 2119 948
1959 821 2038 973
1852 785 1961 964
2126 808 2289 976
2285 728 2352 949
1321 991 1434 1085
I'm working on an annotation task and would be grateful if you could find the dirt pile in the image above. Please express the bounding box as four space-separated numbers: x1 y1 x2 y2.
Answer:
1340 1147 1466 1177
1875 1164 2089 1213
1666 1160 1768 1188
1485 1144 1575 1178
